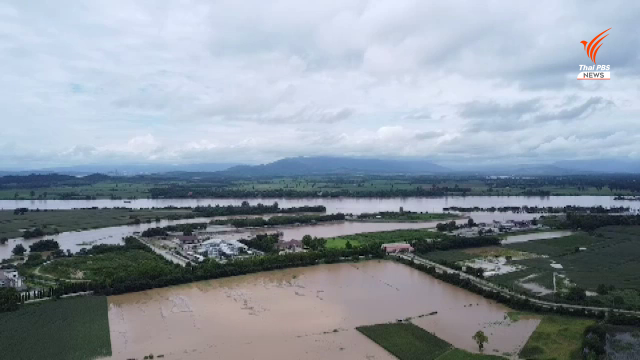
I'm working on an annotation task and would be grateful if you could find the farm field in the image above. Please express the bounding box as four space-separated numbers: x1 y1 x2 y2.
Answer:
0 182 160 200
436 349 506 360
356 322 505 360
325 228 442 249
505 226 640 291
39 248 176 282
228 177 630 196
0 296 111 360
0 208 194 239
517 314 595 360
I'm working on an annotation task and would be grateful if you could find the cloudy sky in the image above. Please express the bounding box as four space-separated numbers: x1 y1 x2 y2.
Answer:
1 0 639 169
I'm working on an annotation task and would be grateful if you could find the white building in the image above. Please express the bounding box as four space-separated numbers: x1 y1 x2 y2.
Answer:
0 269 23 288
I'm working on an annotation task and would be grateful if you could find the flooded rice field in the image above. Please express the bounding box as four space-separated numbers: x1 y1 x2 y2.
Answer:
105 261 539 359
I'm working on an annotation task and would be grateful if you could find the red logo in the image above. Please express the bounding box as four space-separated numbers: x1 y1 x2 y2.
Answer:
580 28 610 64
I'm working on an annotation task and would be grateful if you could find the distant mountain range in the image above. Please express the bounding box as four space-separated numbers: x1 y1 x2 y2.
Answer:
3 157 640 177
222 157 449 176
0 163 241 176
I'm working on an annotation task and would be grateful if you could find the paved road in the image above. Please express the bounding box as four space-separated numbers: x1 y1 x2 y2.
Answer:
397 254 640 316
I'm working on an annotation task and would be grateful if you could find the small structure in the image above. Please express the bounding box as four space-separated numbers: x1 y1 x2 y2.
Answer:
277 239 303 252
381 243 414 254
175 235 200 245
0 269 23 289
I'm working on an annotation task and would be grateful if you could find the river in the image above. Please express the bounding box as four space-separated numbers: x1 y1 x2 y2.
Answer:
104 260 540 360
2 195 627 261
0 219 451 261
1 195 637 212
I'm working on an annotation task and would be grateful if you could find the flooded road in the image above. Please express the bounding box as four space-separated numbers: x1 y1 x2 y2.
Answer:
1 195 635 212
105 261 539 359
502 231 574 244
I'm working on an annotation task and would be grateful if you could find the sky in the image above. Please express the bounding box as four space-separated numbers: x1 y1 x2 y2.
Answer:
1 0 639 169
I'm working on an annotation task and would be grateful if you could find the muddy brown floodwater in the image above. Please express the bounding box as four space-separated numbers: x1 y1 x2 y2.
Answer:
105 261 539 360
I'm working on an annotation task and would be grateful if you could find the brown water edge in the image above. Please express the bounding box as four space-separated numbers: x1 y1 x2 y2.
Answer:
104 261 539 360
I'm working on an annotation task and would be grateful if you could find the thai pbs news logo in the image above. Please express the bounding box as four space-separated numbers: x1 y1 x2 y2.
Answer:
578 28 611 80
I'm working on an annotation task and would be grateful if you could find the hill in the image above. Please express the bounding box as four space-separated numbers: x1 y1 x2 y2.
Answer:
223 156 449 176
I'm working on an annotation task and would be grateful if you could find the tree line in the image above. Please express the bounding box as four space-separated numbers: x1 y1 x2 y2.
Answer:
193 202 326 216
557 213 640 231
211 213 345 228
442 205 630 214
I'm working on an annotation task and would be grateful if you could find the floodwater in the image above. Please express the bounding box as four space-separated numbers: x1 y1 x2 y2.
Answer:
231 220 447 241
0 219 444 261
105 261 539 359
1 195 636 212
502 231 574 244
0 217 212 260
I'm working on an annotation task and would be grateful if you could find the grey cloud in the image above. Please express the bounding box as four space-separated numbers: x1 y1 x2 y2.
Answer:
413 131 442 140
534 97 613 123
0 1 639 168
460 99 542 120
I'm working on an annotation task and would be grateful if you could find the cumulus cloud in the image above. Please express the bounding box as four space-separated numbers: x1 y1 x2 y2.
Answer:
0 0 639 168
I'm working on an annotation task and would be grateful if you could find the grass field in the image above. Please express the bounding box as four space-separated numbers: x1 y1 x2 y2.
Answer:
228 177 632 196
0 182 159 200
505 226 640 291
357 322 506 360
357 323 452 360
436 349 506 360
0 208 194 238
0 296 111 360
421 249 477 263
518 315 595 360
39 249 175 281
325 228 442 249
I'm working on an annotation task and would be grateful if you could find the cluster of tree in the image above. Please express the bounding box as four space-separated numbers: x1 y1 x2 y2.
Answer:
22 227 47 239
28 239 60 252
212 213 345 228
442 205 630 214
193 202 326 216
487 174 640 194
12 244 26 256
301 235 327 251
0 173 123 193
150 186 474 198
558 213 640 231
436 221 459 232
411 235 501 253
141 223 208 237
0 288 19 312
239 234 281 253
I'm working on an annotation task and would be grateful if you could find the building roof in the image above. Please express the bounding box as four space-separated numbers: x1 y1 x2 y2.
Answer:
381 243 412 248
176 235 198 242
277 239 303 248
